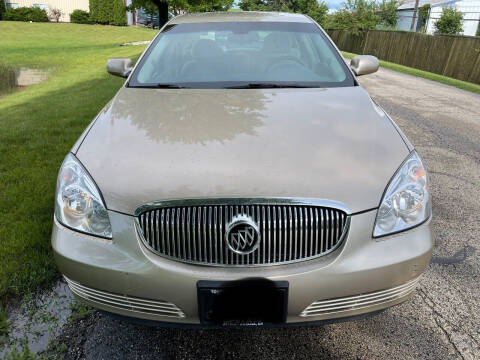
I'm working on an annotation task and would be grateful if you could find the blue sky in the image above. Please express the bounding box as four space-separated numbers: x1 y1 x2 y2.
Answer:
324 0 344 9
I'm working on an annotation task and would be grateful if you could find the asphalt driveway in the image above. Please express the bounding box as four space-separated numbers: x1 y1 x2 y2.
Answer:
55 67 480 360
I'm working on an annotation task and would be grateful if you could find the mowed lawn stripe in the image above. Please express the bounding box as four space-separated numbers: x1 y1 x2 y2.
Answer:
0 22 156 304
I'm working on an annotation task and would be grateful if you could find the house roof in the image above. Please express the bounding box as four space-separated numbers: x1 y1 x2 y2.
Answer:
170 11 312 24
397 0 454 10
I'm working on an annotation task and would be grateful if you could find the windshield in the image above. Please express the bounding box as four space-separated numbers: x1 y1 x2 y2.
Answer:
129 21 354 89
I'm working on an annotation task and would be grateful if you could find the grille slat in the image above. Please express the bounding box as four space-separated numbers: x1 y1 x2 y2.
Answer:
299 207 303 258
293 207 298 261
186 207 191 260
138 201 349 267
273 206 277 263
182 208 187 259
155 210 160 252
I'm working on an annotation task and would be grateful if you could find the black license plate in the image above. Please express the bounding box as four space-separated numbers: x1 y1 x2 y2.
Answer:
197 279 288 326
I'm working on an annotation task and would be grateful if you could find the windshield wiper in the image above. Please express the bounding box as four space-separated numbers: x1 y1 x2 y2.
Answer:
224 83 319 89
154 83 188 89
130 83 188 89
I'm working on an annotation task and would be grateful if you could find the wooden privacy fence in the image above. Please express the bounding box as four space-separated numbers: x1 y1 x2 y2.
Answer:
327 29 480 85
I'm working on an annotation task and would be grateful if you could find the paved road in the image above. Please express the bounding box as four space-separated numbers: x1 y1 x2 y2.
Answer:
55 68 480 360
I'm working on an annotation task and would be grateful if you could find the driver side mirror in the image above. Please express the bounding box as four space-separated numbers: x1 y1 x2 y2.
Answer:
107 58 133 78
350 55 379 76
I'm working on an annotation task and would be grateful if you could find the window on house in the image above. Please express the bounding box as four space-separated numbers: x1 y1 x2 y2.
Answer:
6 3 20 8
32 4 46 10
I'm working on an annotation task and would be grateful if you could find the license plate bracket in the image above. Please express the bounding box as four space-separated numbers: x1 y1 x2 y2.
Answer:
197 279 288 326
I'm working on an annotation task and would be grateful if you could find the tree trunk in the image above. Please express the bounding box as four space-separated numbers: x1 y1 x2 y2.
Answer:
410 0 420 31
153 0 169 28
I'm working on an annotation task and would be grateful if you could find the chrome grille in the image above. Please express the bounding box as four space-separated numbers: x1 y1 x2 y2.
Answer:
64 276 186 318
136 200 350 266
300 277 420 317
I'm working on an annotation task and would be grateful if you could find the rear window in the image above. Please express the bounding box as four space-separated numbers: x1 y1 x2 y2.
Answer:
129 21 354 89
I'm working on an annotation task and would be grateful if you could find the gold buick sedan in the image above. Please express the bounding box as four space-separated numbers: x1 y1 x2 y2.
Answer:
52 11 433 327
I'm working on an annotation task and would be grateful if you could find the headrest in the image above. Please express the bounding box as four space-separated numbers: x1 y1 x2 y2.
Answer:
263 32 290 53
192 39 223 59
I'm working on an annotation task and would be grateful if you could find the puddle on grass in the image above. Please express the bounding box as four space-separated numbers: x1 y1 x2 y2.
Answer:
16 68 49 87
0 67 49 97
0 279 75 357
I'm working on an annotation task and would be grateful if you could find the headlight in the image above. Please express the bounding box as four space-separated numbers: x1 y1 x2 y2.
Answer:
55 154 112 239
373 151 431 237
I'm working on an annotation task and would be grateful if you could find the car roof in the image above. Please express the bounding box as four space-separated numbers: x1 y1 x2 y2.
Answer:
169 11 313 24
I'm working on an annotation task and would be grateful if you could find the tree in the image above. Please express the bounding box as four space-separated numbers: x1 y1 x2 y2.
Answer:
129 0 169 28
409 0 419 31
418 3 430 32
434 7 463 35
170 0 189 15
129 0 235 27
238 0 328 27
0 0 6 20
377 0 398 28
185 0 234 13
306 1 329 26
324 0 380 34
49 7 63 22
238 0 271 11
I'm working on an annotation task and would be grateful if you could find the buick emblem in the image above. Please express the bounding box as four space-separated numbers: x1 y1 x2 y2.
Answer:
225 216 260 255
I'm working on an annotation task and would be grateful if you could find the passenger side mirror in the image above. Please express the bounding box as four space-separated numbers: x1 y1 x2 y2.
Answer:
107 58 133 78
350 55 379 76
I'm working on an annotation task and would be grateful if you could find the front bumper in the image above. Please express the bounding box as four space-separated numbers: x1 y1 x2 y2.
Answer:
52 209 433 326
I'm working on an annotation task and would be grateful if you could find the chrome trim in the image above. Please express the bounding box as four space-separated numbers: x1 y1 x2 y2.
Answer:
300 277 420 317
134 198 351 267
64 276 186 319
134 197 352 216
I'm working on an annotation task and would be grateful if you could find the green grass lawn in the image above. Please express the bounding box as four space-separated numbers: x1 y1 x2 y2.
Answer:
342 51 480 95
0 22 156 306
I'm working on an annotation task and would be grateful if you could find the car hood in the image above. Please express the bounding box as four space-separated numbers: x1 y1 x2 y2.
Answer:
76 86 409 215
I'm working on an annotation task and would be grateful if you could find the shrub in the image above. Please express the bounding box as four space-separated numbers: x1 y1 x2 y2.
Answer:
89 0 99 23
324 0 380 34
89 0 112 24
0 0 6 20
98 0 113 24
237 0 328 27
418 4 430 33
434 7 463 35
377 0 399 28
70 9 91 24
306 2 329 27
89 0 126 26
111 0 127 26
4 7 49 22
49 7 63 22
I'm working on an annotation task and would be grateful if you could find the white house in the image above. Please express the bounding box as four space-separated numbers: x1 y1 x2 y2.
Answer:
4 0 89 22
426 0 480 35
4 0 136 25
396 0 480 36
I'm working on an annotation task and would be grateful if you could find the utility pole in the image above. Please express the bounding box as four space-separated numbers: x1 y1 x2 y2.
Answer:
410 0 420 31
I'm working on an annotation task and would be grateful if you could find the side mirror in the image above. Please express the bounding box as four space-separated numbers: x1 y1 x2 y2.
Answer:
107 58 133 78
350 55 379 76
